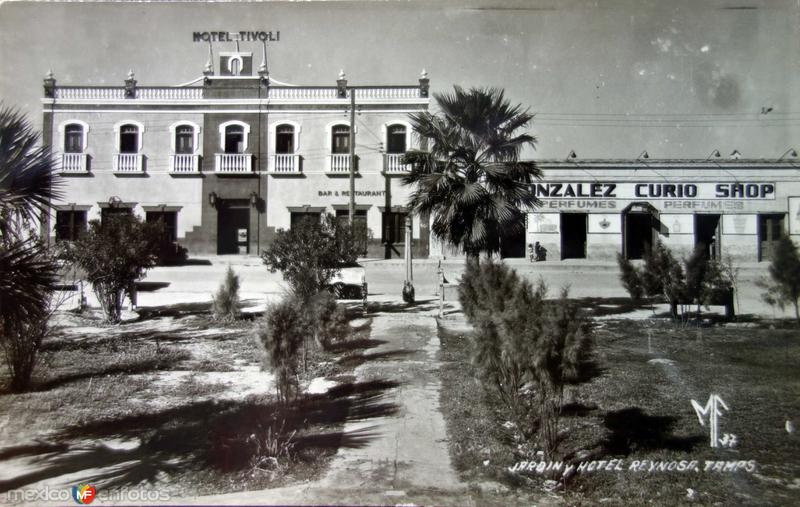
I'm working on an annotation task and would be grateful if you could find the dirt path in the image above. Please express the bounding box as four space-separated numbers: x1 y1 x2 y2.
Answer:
185 307 474 506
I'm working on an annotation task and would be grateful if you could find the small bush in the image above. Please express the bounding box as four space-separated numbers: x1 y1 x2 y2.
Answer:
212 266 240 322
758 237 800 323
257 297 306 403
310 291 349 350
616 253 644 301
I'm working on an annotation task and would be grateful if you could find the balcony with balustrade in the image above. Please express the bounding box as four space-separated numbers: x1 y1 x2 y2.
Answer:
215 153 253 174
60 153 89 174
170 154 201 174
327 154 357 176
113 153 144 174
269 154 301 175
383 153 411 175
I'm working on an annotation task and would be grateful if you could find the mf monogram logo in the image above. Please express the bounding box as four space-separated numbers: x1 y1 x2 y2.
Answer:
691 394 737 448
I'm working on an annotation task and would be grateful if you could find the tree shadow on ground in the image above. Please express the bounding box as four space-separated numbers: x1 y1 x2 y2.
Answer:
337 350 416 368
575 297 656 318
27 349 190 393
366 300 440 316
135 281 171 292
601 407 705 455
0 379 400 493
135 302 213 320
327 338 386 353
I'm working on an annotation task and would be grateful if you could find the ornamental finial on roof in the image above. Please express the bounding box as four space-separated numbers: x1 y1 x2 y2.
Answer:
421 69 428 79
339 69 346 80
127 69 135 80
46 69 54 80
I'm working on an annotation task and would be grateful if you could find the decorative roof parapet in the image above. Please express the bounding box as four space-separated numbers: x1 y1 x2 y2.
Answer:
49 85 427 102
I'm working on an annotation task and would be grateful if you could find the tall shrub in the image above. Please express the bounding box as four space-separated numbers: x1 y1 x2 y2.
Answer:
457 260 593 456
212 266 240 322
261 214 360 304
59 214 164 323
257 297 306 404
759 237 800 323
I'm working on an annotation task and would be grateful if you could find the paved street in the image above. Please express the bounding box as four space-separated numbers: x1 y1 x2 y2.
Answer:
134 256 790 319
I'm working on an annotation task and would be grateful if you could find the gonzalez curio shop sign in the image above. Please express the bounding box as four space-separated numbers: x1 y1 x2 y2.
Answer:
531 182 776 200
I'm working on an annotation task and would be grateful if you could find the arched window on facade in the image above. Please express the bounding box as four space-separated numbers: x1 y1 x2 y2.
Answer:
175 125 195 154
64 124 84 153
331 125 350 154
224 124 245 153
119 124 140 153
275 124 295 154
386 124 407 154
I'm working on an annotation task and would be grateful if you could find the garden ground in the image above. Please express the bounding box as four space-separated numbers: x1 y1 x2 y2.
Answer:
0 257 798 505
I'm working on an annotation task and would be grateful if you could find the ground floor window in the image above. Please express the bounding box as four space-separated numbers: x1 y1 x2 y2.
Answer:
336 209 368 254
145 211 178 243
100 206 133 225
382 211 407 244
55 210 87 242
758 213 785 261
290 211 321 229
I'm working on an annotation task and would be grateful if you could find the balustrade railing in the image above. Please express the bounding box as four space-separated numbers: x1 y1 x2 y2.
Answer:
170 154 200 173
271 154 300 173
215 153 253 173
384 153 410 173
114 153 144 173
328 154 353 173
61 153 88 173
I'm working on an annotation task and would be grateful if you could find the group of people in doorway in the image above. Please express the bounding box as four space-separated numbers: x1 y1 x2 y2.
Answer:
528 242 547 262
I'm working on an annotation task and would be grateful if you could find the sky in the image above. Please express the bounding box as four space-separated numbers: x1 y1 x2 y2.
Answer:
0 0 798 159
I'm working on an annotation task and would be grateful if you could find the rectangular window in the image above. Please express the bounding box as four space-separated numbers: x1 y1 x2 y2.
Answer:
100 206 133 226
382 211 407 244
331 125 350 154
290 212 321 229
146 211 178 243
336 209 368 254
55 210 87 242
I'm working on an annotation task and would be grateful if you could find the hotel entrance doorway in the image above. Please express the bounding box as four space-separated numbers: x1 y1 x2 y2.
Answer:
217 200 250 255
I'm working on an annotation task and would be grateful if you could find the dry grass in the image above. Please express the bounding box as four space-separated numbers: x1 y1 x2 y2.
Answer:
438 317 800 506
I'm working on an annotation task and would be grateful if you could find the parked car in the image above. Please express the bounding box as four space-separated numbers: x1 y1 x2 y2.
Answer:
328 263 368 300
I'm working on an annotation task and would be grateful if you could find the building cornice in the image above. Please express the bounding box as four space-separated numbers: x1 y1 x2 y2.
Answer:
534 159 800 169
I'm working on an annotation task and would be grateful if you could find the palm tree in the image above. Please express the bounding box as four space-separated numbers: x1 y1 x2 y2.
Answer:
0 106 60 391
402 86 541 260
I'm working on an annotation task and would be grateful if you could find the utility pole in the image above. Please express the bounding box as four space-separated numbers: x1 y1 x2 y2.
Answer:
348 87 356 226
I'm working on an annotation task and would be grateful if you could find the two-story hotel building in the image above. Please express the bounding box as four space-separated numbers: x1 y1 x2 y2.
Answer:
42 48 431 258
